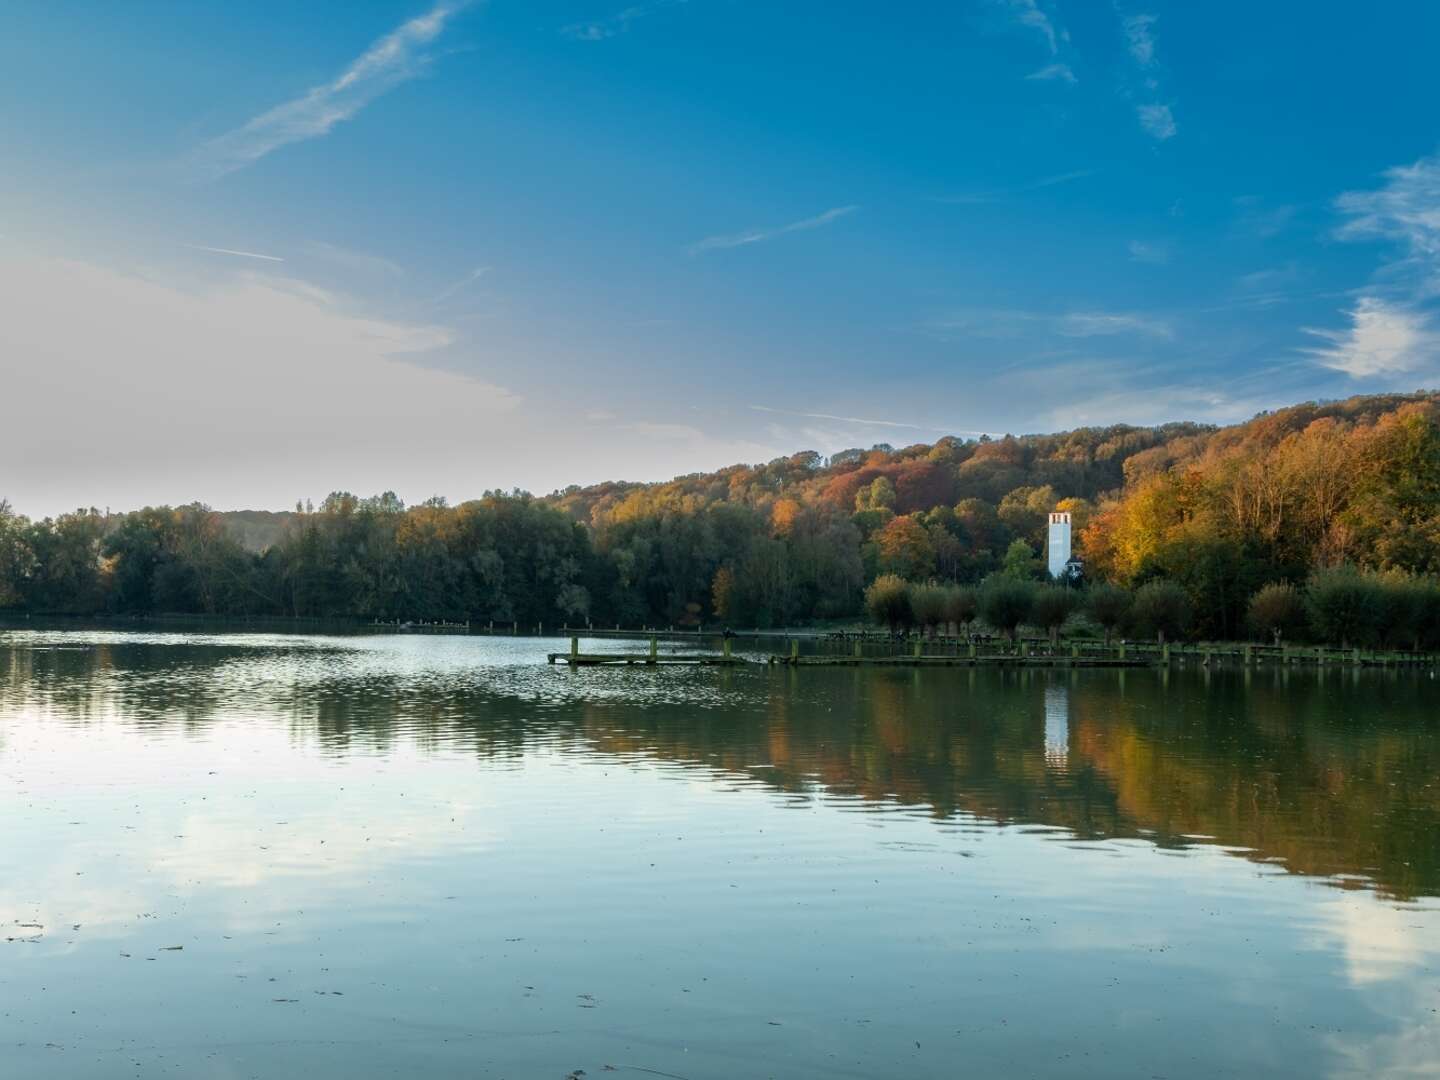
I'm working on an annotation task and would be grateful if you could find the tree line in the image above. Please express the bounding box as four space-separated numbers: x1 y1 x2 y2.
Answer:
863 567 1440 651
4 392 1440 638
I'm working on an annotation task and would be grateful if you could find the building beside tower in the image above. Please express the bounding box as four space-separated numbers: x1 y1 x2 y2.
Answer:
1046 511 1072 580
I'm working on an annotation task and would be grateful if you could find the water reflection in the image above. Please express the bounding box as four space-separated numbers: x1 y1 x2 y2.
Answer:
4 630 1439 901
3 630 1440 1079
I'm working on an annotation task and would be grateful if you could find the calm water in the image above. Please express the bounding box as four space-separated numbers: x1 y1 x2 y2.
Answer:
3 630 1439 1079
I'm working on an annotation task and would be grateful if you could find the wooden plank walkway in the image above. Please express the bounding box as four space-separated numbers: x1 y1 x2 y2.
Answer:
549 652 747 667
548 636 745 667
768 654 1146 668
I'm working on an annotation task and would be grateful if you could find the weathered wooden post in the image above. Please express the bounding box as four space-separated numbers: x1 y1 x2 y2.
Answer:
571 636 579 660
854 641 862 658
791 639 800 663
1243 643 1252 666
913 639 922 659
1162 642 1170 664
723 637 732 659
1070 642 1079 660
1118 641 1126 661
968 641 977 659
649 635 658 663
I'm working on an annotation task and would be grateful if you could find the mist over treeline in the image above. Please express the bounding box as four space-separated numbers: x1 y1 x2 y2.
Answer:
4 392 1440 638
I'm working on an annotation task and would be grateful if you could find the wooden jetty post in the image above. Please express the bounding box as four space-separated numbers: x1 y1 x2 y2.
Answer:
650 636 658 663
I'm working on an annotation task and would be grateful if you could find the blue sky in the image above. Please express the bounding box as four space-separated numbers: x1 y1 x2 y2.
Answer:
4 0 1440 516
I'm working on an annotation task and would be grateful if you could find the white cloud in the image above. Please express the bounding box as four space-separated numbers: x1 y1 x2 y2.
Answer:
1120 12 1176 141
935 169 1094 204
750 405 938 432
1057 311 1173 338
428 265 492 305
1128 239 1169 264
1124 14 1158 66
920 308 1173 344
1137 103 1177 140
183 243 285 262
192 2 469 178
1026 63 1076 84
689 205 858 255
1302 297 1436 378
1306 153 1440 379
1336 153 1440 295
1003 0 1059 54
562 1 685 40
306 241 404 277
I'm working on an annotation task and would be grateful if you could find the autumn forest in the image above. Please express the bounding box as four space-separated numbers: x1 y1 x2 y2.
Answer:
5 392 1440 645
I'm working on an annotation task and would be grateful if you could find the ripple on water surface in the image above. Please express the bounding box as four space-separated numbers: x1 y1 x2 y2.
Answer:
2 629 1440 1079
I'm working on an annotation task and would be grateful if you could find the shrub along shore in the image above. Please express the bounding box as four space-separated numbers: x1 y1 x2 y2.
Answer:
863 566 1440 654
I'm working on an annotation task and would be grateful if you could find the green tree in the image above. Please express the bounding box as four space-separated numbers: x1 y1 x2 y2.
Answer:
1029 586 1075 645
979 576 1034 640
1001 539 1042 581
1306 567 1384 649
1085 583 1131 646
1130 581 1192 644
942 584 978 633
1246 583 1307 645
865 573 912 629
906 581 948 633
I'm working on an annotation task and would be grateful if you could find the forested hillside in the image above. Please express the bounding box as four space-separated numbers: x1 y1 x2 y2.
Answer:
4 392 1440 638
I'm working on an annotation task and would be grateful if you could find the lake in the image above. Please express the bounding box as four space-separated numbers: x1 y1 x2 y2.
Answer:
2 628 1438 1078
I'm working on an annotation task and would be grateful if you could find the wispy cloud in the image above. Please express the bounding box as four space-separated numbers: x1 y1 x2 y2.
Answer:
1302 298 1436 378
1123 13 1158 67
1057 311 1173 339
306 241 403 276
192 2 469 179
750 406 993 441
750 405 922 431
1119 12 1176 140
689 205 858 255
935 169 1094 205
1127 239 1169 264
924 308 1172 341
1304 152 1440 379
1334 153 1440 295
998 1 1080 85
183 244 285 262
428 265 491 305
1026 63 1076 84
562 0 685 41
1233 195 1298 239
1136 103 1176 141
1003 0 1060 54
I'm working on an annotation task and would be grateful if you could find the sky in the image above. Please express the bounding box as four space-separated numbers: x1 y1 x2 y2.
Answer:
3 0 1440 518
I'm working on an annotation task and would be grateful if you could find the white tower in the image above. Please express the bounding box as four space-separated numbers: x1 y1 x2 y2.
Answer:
1046 511 1072 579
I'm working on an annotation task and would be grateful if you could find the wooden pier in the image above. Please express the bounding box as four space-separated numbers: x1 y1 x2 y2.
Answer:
769 653 1146 668
548 636 747 667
